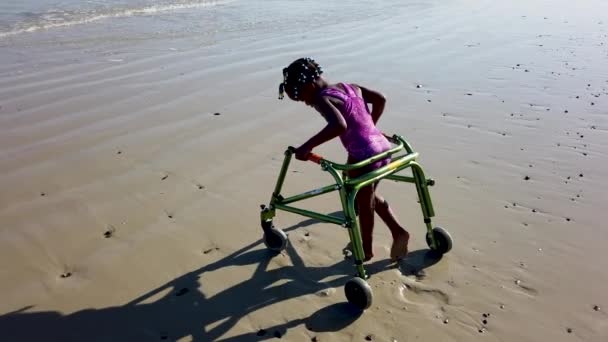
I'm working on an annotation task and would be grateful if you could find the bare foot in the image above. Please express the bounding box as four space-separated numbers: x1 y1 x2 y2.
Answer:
390 231 410 261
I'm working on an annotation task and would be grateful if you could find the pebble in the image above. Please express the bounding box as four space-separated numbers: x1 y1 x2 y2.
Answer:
365 334 374 341
416 84 422 88
500 304 505 309
483 313 490 318
524 176 530 180
478 327 486 333
482 319 488 325
567 328 573 334
443 318 449 324
214 112 221 116
60 272 72 278
311 337 319 342
40 192 46 196
593 305 600 311
117 151 122 154
515 279 521 285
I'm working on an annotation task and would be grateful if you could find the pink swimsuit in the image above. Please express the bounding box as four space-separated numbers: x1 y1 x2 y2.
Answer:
319 83 391 171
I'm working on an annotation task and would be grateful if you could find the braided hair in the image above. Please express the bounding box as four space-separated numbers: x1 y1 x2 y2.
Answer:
278 57 324 100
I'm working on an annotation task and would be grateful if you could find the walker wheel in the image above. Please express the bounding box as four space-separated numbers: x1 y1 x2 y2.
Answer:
426 226 453 255
344 277 373 310
263 228 288 252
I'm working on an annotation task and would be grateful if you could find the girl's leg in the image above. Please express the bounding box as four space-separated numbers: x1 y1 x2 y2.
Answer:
375 190 409 260
356 184 376 261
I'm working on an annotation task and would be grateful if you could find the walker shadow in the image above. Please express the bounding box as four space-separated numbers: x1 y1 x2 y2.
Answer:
0 216 440 341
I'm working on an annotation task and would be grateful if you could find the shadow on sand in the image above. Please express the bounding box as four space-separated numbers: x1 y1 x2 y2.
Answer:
0 216 441 341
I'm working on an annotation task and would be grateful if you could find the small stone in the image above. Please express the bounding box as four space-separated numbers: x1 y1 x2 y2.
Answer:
214 112 221 116
168 214 173 219
365 334 374 341
567 328 573 334
478 327 486 333
304 232 310 237
311 337 319 342
60 272 72 278
593 305 600 311
117 151 122 154
161 175 168 180
566 218 571 222
579 173 583 177
564 110 568 113
40 192 46 196
576 96 580 99
416 84 422 88
427 99 432 103
515 279 521 285
591 102 595 106
443 318 449 324
532 209 537 213
482 319 488 325
500 304 505 309
525 69 529 72
483 313 490 318
524 176 530 180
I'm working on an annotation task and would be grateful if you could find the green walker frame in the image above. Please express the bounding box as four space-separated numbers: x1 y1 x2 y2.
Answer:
260 133 453 310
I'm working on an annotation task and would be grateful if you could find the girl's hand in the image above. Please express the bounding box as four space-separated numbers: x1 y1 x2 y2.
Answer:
294 144 312 161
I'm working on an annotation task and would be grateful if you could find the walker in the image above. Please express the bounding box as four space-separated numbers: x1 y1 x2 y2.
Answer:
259 133 453 310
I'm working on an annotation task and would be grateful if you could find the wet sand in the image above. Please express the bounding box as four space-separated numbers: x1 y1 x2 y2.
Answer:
1 0 607 341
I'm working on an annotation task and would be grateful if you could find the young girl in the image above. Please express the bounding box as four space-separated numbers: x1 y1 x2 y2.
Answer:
278 57 410 261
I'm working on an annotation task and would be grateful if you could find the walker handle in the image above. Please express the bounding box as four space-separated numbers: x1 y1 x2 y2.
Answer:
307 153 324 164
286 146 324 164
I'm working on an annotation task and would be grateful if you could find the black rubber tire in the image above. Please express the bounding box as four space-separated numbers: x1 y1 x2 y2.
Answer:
344 277 373 310
263 228 288 252
425 226 453 254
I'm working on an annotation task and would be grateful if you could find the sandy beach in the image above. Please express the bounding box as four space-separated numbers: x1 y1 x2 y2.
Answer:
1 0 607 340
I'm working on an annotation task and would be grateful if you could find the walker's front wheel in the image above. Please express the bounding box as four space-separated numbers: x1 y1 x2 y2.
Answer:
344 277 373 310
426 226 453 255
263 227 288 252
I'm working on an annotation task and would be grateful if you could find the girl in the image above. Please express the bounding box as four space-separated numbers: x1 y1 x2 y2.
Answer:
278 57 410 261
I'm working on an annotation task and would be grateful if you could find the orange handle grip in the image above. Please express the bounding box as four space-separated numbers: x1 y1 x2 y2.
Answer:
307 153 324 164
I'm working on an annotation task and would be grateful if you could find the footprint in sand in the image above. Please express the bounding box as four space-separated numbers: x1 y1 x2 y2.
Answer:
399 280 451 306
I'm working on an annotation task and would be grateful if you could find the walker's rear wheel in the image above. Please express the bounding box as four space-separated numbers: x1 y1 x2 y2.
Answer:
344 277 373 310
263 228 288 252
426 226 453 255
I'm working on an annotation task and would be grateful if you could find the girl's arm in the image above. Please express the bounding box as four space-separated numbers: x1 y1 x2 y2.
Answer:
355 84 386 124
294 96 347 160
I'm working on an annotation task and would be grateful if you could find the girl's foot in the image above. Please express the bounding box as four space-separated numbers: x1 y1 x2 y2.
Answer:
364 252 374 262
390 231 410 261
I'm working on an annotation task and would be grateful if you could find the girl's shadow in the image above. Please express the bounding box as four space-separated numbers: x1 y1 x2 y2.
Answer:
0 216 441 341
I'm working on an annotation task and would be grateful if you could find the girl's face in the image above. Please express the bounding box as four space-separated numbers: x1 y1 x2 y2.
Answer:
297 83 317 107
